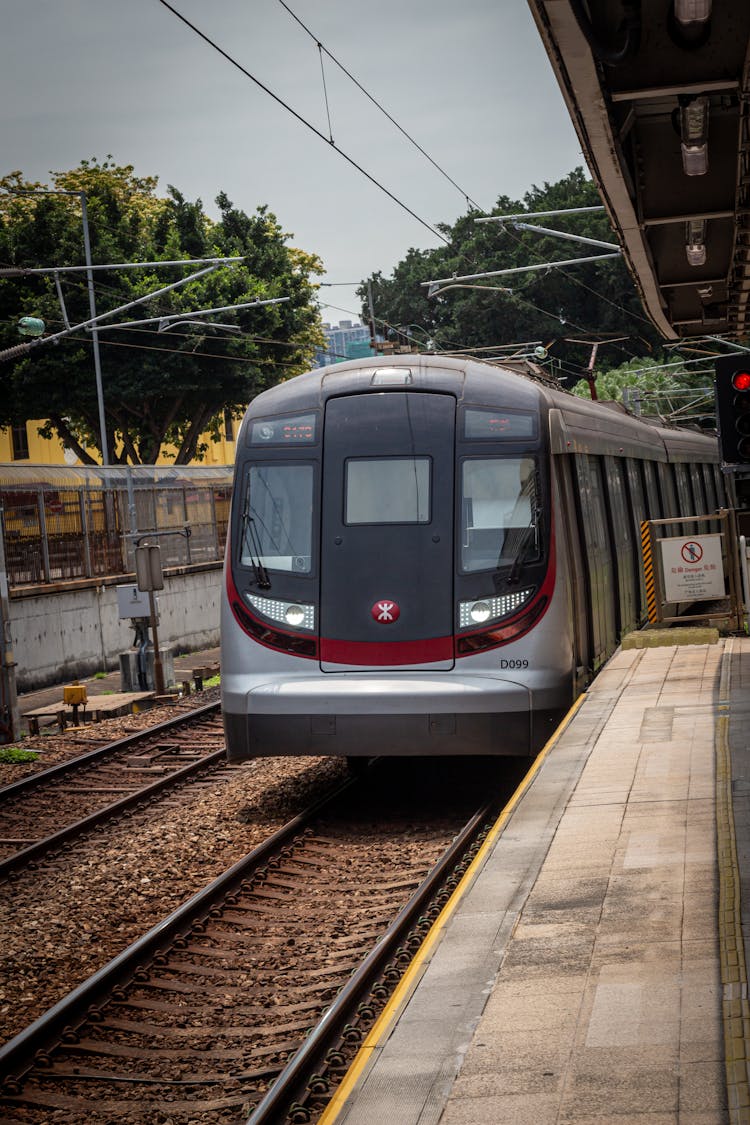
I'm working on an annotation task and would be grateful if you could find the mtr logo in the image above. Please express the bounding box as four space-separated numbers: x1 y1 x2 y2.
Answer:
715 355 750 464
371 600 400 623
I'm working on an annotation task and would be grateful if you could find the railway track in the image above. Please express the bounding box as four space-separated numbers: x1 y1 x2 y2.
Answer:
0 758 514 1124
0 701 227 879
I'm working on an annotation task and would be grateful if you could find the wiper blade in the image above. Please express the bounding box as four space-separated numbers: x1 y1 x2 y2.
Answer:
500 509 540 586
241 504 271 589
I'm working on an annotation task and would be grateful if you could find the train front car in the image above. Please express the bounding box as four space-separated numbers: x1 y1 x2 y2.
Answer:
222 355 574 761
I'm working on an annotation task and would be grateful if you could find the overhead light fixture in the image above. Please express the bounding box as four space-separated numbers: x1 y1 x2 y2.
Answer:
686 218 707 266
674 0 711 28
680 96 709 175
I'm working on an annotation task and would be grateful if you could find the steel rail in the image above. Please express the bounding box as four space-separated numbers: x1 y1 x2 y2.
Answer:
0 773 358 1093
0 699 221 800
0 748 226 880
246 799 495 1124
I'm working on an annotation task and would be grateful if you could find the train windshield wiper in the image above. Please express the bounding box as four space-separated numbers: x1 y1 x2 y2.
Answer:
241 503 271 589
499 509 540 586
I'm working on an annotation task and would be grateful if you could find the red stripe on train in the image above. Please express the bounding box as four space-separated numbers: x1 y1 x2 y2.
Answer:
320 635 454 666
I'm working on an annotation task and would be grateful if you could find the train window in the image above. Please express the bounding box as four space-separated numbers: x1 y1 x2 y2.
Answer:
241 463 314 573
460 456 538 572
345 458 430 524
463 408 536 440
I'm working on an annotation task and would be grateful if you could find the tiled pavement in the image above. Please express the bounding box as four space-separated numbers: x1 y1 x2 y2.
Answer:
330 640 744 1124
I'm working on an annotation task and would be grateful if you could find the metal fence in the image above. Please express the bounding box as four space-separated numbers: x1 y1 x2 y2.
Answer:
0 465 233 588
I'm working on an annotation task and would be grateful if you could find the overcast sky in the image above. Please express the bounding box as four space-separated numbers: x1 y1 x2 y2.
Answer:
1 0 584 327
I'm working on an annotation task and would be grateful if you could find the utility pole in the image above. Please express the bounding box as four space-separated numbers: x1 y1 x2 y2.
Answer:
79 192 109 465
0 505 20 744
585 343 599 400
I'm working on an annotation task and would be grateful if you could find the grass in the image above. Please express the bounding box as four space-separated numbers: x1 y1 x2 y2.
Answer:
93 671 108 680
0 746 40 763
203 674 221 688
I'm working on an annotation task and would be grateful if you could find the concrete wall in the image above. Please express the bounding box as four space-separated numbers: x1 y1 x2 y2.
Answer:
10 563 222 691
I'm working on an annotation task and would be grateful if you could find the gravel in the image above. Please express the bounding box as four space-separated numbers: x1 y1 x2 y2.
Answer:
0 704 347 1046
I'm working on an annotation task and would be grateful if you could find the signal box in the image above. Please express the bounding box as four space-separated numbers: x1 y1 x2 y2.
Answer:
715 354 750 465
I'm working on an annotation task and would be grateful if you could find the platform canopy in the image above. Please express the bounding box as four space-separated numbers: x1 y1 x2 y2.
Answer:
527 1 750 340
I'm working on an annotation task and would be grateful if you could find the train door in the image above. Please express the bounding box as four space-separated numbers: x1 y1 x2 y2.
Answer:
689 464 707 514
624 459 648 621
319 392 455 671
557 455 591 687
603 456 637 638
575 454 616 669
642 460 662 520
702 463 718 512
674 463 693 514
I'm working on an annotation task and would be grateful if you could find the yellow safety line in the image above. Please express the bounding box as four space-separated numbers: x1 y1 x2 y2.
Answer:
320 691 587 1124
716 639 750 1120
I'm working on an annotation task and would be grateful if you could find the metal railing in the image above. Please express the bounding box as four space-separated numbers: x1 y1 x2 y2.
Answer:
0 466 233 588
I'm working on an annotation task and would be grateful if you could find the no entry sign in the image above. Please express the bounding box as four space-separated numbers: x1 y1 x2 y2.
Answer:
660 533 725 602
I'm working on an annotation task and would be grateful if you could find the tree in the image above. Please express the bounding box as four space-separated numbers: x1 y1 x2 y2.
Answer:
571 355 715 424
358 168 662 372
0 160 324 464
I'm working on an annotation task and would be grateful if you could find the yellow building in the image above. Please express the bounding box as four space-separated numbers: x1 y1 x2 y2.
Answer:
0 419 237 467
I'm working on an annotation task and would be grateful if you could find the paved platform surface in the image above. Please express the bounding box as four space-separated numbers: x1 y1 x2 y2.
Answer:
326 637 750 1124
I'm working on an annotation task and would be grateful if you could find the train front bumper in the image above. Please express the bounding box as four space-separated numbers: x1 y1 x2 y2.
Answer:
222 672 567 759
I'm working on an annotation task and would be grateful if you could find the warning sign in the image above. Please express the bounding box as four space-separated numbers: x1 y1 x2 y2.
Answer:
660 534 725 602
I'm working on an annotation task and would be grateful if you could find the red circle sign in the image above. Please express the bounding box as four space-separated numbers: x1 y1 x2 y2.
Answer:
681 541 703 564
371 600 400 623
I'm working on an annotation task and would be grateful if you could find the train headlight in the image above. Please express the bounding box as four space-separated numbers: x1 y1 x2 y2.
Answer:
459 588 535 630
246 593 316 631
284 605 306 627
469 601 491 624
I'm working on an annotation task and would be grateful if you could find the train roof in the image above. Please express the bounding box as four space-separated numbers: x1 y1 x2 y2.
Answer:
245 354 718 465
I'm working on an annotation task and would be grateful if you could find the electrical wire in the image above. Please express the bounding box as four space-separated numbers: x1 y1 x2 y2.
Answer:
276 0 483 212
155 0 452 247
62 332 303 367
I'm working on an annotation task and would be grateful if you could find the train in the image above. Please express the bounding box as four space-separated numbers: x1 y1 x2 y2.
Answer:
221 354 727 761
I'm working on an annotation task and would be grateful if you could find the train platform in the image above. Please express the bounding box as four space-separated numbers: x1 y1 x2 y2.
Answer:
325 633 750 1124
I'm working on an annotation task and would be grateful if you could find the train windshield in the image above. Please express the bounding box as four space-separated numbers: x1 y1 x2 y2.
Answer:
461 456 539 573
345 457 430 524
240 463 313 574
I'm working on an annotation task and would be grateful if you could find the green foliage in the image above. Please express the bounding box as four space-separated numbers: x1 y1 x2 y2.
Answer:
359 168 661 372
571 355 714 421
0 746 39 763
0 159 325 463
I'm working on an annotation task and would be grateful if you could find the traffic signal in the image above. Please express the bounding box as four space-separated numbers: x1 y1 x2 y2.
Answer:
714 354 750 464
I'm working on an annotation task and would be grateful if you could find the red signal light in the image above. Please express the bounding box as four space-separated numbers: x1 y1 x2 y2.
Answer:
731 370 750 392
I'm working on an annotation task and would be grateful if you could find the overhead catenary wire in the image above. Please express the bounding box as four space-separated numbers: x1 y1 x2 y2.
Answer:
155 0 452 248
276 0 483 212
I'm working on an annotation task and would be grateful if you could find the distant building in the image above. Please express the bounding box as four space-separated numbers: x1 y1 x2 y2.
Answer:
314 320 378 368
0 418 237 467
